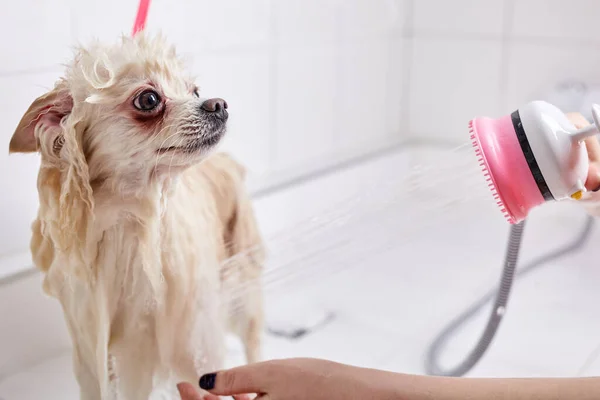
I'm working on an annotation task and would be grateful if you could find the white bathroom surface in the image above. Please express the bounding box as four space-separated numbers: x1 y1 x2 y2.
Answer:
2 146 600 399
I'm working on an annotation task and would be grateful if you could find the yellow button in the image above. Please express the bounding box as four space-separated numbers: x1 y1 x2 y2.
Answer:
571 190 583 200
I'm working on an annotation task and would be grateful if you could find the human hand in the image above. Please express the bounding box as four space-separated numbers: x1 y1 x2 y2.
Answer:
179 358 398 400
179 358 600 400
566 112 600 192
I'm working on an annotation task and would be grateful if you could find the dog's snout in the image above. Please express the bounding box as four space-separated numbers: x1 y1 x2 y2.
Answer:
200 98 228 120
200 98 227 112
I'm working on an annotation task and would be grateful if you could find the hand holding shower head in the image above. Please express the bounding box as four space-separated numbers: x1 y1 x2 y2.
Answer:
470 101 600 224
425 101 600 377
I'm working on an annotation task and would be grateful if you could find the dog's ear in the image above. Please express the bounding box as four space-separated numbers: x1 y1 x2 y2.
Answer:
9 86 73 154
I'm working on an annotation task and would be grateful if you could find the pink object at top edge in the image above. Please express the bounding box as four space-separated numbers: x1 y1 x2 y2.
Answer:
132 0 151 36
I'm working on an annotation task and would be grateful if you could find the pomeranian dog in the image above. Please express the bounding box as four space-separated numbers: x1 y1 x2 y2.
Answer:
8 33 264 399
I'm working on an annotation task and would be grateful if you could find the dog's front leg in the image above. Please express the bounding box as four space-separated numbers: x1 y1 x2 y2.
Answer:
72 346 102 400
114 358 154 400
110 337 157 400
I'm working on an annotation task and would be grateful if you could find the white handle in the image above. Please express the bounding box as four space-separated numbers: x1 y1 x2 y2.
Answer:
569 103 600 142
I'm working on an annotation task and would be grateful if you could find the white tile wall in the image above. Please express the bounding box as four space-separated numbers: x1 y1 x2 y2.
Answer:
386 38 407 136
271 0 339 44
144 0 187 52
412 0 505 37
337 0 405 39
272 44 338 170
186 0 272 51
409 37 504 141
194 51 273 176
407 0 600 142
0 0 72 73
71 0 139 44
511 0 600 42
505 42 600 111
336 41 394 150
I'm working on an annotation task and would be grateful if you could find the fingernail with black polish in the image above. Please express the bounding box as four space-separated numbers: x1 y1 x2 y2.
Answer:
199 373 216 390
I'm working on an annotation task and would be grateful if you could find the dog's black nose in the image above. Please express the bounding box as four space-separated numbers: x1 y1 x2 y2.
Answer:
201 98 228 120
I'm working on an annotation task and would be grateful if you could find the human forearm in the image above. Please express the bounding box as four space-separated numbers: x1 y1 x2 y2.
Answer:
375 371 600 400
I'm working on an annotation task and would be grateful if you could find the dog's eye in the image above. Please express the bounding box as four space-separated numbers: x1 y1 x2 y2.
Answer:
134 90 161 111
193 88 200 98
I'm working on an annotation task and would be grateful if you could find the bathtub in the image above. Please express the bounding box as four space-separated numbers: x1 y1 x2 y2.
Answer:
1 145 599 399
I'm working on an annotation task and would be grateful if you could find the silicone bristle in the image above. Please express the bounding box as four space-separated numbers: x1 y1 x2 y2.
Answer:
469 120 513 223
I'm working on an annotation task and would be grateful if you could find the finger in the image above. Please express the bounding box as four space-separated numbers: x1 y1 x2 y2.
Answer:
203 396 220 400
586 162 600 192
177 382 204 400
199 363 272 396
233 395 254 400
585 137 600 163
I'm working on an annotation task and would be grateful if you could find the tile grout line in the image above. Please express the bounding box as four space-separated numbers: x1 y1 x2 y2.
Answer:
266 1 278 171
498 0 515 112
399 0 414 145
331 2 343 148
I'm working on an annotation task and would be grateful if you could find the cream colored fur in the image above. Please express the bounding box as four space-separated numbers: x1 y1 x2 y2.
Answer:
9 33 264 399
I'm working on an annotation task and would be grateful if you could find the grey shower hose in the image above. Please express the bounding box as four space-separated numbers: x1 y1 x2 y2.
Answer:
425 214 596 376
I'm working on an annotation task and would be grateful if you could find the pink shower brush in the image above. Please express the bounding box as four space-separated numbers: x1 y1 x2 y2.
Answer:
470 101 600 224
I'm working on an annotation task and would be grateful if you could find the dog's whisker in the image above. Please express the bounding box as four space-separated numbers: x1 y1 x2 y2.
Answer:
153 128 181 174
166 136 186 176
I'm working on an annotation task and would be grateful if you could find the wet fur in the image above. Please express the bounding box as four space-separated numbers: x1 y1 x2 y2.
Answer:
10 33 264 399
